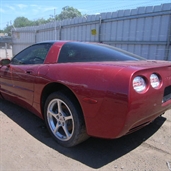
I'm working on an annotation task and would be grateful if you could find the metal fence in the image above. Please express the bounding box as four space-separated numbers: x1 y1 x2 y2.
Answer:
12 3 171 60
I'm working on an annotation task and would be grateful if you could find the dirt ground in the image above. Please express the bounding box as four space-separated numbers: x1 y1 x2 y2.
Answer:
0 48 171 171
0 100 171 171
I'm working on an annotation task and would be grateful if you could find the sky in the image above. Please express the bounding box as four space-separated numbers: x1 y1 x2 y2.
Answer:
0 0 171 30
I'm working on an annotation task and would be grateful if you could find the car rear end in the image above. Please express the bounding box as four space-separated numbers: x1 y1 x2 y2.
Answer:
55 41 171 140
80 60 171 139
120 61 171 136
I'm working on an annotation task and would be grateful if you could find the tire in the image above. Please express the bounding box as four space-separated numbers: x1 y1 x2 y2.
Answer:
44 91 88 147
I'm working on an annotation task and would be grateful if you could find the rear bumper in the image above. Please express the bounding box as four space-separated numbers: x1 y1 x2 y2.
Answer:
85 93 171 139
121 101 171 136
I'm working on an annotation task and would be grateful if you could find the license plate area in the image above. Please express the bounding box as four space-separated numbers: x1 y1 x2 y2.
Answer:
162 85 171 103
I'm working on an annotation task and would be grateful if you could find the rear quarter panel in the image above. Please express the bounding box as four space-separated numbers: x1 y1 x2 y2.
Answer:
44 63 125 115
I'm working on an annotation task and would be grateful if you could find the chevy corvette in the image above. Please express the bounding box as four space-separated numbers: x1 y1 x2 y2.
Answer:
0 41 171 147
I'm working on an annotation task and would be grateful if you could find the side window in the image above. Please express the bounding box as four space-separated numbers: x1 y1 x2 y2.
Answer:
58 42 144 63
11 43 52 65
58 43 81 63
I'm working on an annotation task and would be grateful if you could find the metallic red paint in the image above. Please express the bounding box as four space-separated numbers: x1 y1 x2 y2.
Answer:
0 41 171 140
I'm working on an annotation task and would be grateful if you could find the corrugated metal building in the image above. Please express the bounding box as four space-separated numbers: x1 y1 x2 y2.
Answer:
12 3 171 60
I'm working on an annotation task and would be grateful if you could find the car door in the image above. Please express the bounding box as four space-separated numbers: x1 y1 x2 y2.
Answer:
0 63 13 101
10 64 38 108
0 43 52 108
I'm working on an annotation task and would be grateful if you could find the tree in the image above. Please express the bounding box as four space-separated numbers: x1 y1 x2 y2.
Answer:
14 17 32 28
4 25 13 36
0 29 4 33
2 6 83 35
56 6 82 20
31 18 49 26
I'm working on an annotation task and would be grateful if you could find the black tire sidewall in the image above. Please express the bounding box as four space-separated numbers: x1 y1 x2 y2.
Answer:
44 91 83 147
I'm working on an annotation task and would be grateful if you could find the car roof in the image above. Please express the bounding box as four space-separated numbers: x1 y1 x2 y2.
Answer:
36 40 70 45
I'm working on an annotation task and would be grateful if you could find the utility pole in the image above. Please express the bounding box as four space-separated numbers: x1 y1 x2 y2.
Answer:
50 9 57 40
10 20 16 31
54 9 56 40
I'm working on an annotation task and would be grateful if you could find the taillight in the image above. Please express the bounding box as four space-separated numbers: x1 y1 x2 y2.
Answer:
150 74 160 89
133 76 146 93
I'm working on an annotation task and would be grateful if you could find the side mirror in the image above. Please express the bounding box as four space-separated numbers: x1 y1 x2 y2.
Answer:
0 59 11 66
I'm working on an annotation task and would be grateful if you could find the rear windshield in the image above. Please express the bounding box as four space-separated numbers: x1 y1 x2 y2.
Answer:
58 42 145 63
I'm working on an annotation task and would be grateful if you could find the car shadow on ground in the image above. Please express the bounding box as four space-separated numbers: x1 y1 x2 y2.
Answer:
0 99 166 169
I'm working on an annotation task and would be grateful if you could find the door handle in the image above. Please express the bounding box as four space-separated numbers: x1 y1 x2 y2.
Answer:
26 70 33 74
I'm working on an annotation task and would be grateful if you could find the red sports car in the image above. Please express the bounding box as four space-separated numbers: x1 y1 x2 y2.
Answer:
0 41 171 147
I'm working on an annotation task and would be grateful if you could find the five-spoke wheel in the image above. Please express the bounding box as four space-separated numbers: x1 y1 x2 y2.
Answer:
44 91 88 147
47 98 74 141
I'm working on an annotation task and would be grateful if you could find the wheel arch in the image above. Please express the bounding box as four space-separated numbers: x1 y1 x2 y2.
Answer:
40 82 83 119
